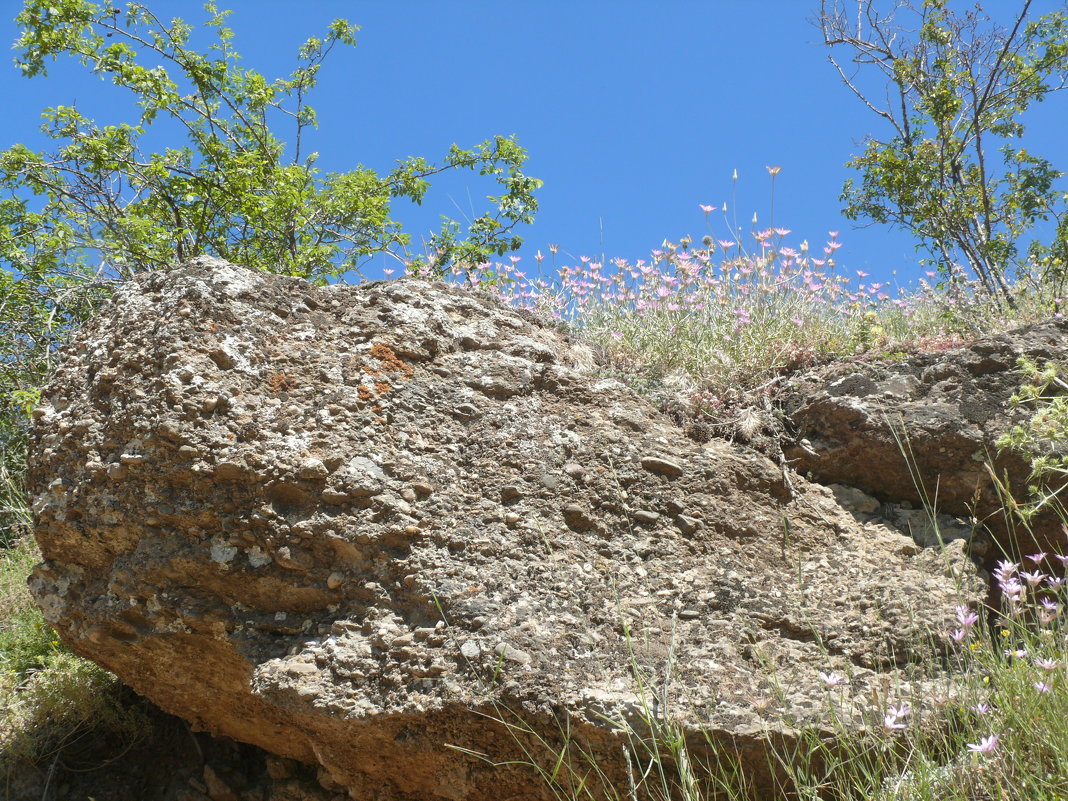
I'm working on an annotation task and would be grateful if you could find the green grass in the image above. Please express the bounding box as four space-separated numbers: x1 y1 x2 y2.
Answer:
0 536 149 781
0 536 57 677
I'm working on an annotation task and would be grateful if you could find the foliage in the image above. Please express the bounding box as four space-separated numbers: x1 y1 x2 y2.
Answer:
0 536 52 675
1 537 150 776
4 0 540 282
0 265 97 545
0 651 151 773
818 0 1068 303
998 356 1068 519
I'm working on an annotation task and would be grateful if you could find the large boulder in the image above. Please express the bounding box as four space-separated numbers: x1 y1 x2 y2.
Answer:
29 258 984 800
783 319 1068 556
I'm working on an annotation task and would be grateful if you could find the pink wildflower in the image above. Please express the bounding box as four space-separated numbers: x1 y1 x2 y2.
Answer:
967 734 999 753
956 606 980 628
819 671 846 687
1021 570 1046 587
883 704 909 732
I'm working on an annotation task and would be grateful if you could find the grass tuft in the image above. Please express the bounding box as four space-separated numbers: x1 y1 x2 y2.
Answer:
0 536 150 782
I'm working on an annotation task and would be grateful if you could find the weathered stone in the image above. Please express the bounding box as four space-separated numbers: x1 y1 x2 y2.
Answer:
784 320 1068 554
561 503 596 531
202 764 240 801
828 484 881 515
640 455 685 477
29 257 985 800
674 514 700 535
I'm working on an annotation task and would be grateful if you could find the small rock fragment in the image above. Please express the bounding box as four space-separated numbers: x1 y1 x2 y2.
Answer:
563 463 586 479
562 504 596 531
539 473 562 490
202 764 240 801
299 458 329 480
640 456 684 477
455 403 481 418
213 461 244 480
493 642 531 665
675 515 700 535
321 488 349 505
829 484 880 515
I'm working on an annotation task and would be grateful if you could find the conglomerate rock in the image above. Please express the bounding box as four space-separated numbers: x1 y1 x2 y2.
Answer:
29 257 984 800
784 318 1068 555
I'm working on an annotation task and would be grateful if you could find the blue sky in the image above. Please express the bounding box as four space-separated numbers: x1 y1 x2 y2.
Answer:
2 1 1066 289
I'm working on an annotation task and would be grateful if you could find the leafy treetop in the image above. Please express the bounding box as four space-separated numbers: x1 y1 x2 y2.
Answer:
818 0 1068 303
3 0 541 283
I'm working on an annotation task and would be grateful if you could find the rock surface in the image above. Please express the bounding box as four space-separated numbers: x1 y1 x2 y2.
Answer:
784 319 1068 554
29 258 984 800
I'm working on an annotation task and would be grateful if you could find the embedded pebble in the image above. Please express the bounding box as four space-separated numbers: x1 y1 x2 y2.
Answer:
675 515 700 535
563 463 585 478
640 456 684 477
299 458 329 480
562 504 595 531
493 642 531 665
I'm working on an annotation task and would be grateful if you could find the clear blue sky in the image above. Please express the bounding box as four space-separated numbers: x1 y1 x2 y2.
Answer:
2 1 1066 289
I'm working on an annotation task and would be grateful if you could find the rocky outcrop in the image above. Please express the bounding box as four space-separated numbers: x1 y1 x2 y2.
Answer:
784 319 1068 555
28 258 984 800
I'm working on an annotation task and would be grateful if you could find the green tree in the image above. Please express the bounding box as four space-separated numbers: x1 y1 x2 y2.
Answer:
0 0 541 540
3 1 541 281
817 0 1068 302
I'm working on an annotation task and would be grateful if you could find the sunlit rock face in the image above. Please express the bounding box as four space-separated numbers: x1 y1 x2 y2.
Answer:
785 317 1068 556
28 257 984 800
